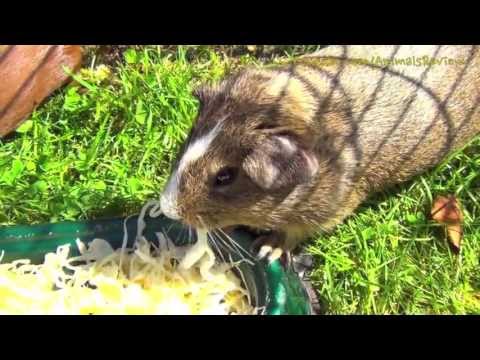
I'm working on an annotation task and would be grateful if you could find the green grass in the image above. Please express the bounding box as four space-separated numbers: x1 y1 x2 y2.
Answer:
0 46 228 224
308 141 480 314
0 45 479 314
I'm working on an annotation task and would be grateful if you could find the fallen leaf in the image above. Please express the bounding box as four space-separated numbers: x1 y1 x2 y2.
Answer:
446 223 462 252
431 195 464 252
431 195 463 224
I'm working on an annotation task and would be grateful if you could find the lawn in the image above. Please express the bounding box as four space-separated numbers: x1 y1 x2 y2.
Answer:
0 45 478 314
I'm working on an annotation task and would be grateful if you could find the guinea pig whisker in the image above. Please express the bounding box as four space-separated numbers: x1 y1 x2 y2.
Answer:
176 226 187 246
211 229 240 258
163 221 175 238
218 229 253 262
228 253 253 307
197 215 231 256
206 231 227 263
196 215 252 264
160 228 173 251
214 229 244 257
212 229 253 265
217 228 255 262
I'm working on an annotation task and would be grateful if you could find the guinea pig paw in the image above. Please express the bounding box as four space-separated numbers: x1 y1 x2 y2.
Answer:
257 244 284 264
250 232 286 264
267 247 284 263
257 244 273 259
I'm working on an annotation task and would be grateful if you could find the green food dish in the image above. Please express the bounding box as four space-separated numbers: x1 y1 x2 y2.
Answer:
0 214 312 315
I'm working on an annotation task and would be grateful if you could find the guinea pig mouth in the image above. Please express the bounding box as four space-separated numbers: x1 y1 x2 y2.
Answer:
191 215 272 239
192 215 238 232
220 225 273 238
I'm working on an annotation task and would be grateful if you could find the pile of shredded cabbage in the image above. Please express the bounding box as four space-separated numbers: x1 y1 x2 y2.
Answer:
0 205 255 315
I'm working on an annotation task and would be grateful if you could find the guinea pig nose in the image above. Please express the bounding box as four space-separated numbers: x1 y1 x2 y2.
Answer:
160 194 181 220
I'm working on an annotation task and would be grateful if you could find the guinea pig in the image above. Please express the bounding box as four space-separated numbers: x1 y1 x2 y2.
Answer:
160 45 480 262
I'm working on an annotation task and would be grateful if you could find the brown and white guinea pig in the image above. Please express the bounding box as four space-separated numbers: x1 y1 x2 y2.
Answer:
160 45 480 262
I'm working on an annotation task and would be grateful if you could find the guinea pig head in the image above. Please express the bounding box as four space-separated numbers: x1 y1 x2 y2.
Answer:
160 68 321 231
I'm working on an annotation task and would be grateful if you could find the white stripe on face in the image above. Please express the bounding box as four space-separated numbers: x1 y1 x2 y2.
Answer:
160 122 223 220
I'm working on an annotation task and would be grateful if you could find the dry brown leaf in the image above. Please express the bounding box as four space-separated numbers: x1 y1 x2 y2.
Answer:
431 195 464 224
431 195 464 252
446 223 462 251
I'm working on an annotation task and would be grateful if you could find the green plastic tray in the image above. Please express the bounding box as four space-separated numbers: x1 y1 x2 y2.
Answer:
0 214 312 315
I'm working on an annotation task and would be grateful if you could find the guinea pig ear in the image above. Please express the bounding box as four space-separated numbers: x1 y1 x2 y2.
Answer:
242 135 319 190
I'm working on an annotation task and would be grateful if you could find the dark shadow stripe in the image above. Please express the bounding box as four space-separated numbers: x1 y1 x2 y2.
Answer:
359 46 444 172
353 46 402 126
296 47 463 179
391 45 478 172
0 45 14 67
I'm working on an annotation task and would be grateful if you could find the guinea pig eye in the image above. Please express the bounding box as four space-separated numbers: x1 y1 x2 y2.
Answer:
214 167 238 187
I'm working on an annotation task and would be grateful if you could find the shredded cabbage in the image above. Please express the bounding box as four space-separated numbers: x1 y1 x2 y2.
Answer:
0 204 255 315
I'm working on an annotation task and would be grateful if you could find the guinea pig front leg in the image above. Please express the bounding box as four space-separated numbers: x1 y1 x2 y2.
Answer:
250 231 288 265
